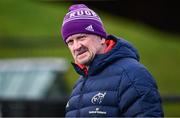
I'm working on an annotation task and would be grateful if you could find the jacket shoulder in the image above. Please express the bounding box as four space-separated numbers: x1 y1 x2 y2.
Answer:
117 58 163 116
119 58 157 89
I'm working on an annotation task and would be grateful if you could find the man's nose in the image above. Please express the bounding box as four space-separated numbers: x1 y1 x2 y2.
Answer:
73 41 81 50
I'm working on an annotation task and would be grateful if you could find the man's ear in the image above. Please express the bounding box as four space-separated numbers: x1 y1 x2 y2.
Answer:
100 38 106 45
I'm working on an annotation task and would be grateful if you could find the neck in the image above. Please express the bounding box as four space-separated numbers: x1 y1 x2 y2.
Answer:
97 44 108 54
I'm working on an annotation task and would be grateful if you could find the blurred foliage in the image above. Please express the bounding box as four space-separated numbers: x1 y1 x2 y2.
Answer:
0 0 180 116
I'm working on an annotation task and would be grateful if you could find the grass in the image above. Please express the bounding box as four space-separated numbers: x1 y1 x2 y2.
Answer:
163 103 180 116
0 0 180 116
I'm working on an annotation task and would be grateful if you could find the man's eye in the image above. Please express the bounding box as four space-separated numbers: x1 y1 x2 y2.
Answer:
79 35 87 40
67 40 73 45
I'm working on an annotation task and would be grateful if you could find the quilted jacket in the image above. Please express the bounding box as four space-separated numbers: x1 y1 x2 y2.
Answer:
65 35 164 117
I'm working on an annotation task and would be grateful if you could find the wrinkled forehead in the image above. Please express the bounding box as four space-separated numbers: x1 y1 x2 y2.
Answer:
66 33 100 43
66 33 87 41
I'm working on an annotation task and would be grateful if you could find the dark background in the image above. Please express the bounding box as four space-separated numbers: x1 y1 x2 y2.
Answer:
70 0 180 34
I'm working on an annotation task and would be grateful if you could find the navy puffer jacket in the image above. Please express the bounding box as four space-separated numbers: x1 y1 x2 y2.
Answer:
65 35 164 117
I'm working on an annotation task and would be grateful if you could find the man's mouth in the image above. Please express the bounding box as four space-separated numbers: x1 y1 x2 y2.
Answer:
77 50 87 56
74 46 89 58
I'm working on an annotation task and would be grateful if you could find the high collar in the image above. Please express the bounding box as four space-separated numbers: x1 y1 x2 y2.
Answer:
72 35 139 76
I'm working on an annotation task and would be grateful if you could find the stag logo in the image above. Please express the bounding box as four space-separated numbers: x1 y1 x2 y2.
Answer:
91 92 106 104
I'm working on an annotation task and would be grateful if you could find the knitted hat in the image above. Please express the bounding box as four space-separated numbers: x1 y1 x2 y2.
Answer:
61 4 107 42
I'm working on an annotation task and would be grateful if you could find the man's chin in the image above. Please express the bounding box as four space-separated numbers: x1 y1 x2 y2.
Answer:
77 60 89 65
76 55 94 65
76 58 91 65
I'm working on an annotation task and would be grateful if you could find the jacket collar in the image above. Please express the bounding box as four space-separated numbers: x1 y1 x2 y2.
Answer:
72 35 139 76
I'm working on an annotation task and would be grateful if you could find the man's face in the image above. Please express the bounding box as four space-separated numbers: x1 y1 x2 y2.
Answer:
66 33 105 65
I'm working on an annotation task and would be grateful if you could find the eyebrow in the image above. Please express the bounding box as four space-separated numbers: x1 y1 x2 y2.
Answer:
67 34 87 42
76 34 87 39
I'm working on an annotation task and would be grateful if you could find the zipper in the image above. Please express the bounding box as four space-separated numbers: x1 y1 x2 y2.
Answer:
76 75 88 117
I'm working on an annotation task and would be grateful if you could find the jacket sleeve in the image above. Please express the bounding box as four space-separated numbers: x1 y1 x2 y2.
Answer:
118 66 164 117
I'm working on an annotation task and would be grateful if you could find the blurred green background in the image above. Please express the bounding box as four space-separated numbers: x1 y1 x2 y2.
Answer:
0 0 180 116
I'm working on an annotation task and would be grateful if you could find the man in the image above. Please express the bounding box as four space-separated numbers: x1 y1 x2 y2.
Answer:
61 4 164 117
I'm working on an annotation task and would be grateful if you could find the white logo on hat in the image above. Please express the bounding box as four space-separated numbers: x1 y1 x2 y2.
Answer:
85 25 94 32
